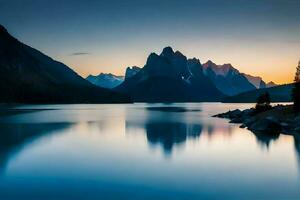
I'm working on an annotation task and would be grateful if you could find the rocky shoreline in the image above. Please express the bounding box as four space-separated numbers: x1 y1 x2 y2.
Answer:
213 105 300 135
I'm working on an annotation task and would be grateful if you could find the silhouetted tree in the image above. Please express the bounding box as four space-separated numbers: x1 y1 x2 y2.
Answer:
293 61 300 114
255 92 271 112
257 92 270 105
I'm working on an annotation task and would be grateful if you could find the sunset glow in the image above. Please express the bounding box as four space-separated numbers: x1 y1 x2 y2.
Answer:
1 0 299 84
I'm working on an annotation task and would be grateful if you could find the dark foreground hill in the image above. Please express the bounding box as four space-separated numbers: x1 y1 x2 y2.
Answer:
223 83 293 103
0 25 130 103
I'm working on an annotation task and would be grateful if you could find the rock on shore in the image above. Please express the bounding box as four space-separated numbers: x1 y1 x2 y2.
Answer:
213 105 300 135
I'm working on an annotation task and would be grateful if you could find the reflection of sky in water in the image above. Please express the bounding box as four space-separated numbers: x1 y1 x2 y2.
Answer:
0 103 299 199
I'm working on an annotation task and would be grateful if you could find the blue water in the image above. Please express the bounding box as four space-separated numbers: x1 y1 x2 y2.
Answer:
0 103 299 200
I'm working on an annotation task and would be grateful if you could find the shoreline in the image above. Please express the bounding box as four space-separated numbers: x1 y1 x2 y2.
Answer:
213 104 300 136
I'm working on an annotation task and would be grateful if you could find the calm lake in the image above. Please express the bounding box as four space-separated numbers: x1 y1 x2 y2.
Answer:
0 103 299 199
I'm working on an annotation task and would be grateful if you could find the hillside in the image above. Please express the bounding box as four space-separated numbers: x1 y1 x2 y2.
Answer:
0 25 130 103
222 83 293 103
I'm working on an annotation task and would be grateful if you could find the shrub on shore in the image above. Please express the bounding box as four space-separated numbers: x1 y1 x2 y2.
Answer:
255 92 272 113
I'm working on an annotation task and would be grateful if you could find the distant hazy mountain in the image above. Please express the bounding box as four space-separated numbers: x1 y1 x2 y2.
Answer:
125 66 141 80
115 47 224 102
86 73 124 89
0 24 130 103
203 60 256 96
223 83 293 103
266 81 277 88
243 73 277 89
242 73 267 88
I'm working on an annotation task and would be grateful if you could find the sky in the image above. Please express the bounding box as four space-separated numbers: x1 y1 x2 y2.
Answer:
0 0 300 84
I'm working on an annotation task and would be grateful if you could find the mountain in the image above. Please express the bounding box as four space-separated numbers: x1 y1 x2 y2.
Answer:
0 25 130 103
222 83 293 103
115 47 224 102
243 73 267 88
266 81 277 88
203 60 256 96
86 73 124 89
125 66 141 80
86 67 141 89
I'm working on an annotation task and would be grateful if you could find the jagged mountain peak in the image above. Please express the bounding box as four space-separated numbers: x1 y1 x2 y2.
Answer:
86 72 124 89
160 47 187 60
160 46 174 56
126 66 140 71
97 72 106 76
187 58 201 65
96 72 122 78
146 52 161 66
203 61 238 76
242 73 266 88
203 60 216 67
125 66 141 80
222 63 235 70
206 60 214 64
147 52 159 60
267 81 276 85
174 50 185 57
202 60 256 95
266 81 277 88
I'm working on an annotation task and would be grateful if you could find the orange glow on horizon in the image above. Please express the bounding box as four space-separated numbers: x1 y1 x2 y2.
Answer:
56 45 299 85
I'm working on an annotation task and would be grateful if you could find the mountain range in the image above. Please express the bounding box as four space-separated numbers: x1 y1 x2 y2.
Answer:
0 24 130 103
0 24 286 104
202 61 256 96
115 47 224 102
87 47 279 102
243 73 276 88
86 66 142 89
86 73 124 89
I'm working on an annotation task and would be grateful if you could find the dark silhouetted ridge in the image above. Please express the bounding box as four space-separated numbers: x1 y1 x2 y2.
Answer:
0 24 130 103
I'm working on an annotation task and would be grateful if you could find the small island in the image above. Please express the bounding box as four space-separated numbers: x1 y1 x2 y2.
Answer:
214 62 300 136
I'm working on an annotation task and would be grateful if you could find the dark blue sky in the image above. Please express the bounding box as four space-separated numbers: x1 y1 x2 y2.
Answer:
1 0 300 83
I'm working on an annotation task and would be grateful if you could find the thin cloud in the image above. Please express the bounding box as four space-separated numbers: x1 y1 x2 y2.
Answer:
70 52 91 56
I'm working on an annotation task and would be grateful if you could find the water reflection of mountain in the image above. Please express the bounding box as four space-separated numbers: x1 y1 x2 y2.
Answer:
145 122 202 154
126 106 203 155
0 123 70 173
